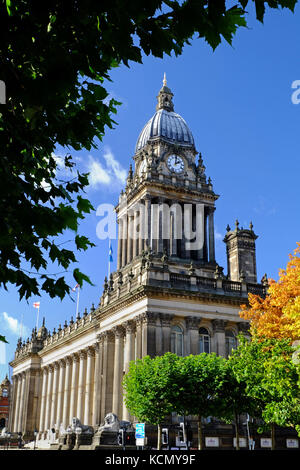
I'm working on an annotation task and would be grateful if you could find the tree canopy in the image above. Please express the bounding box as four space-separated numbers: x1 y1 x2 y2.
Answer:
240 242 300 341
0 1 297 305
229 336 300 448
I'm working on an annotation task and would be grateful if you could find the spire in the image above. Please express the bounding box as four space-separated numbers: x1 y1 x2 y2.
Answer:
156 75 174 112
163 72 167 87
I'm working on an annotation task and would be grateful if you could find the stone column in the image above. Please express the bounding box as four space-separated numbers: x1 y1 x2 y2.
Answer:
170 212 177 257
158 197 164 254
151 199 159 252
127 213 134 263
185 316 201 355
93 338 103 425
180 203 186 259
62 356 72 428
101 331 115 420
139 200 145 255
208 207 216 263
117 218 123 270
123 321 136 421
69 354 79 421
56 359 66 430
84 347 95 425
39 368 48 433
212 320 227 357
203 209 208 261
44 365 53 431
121 215 128 267
112 326 125 417
50 362 59 429
133 208 139 258
77 351 87 422
144 195 151 251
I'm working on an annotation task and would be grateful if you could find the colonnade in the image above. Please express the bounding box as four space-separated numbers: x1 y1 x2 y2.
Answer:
117 196 216 269
10 313 246 435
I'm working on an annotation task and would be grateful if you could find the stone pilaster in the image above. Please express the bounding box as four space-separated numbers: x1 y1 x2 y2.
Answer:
185 316 201 355
212 320 227 357
160 313 174 354
142 312 158 358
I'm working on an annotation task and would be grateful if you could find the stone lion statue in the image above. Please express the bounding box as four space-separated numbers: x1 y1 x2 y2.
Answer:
98 413 120 432
66 417 93 435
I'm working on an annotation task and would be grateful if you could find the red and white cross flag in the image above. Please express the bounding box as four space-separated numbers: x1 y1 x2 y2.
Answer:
33 301 40 330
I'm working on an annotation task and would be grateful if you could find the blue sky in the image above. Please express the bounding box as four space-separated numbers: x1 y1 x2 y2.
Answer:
1 4 300 381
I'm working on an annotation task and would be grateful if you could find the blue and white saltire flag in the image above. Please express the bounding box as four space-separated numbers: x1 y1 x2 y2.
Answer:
109 241 113 262
108 240 113 277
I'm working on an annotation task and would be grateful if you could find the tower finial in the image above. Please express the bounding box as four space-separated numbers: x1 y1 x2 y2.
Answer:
163 72 167 87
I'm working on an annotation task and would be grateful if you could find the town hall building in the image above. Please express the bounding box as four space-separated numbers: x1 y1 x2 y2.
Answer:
9 77 267 444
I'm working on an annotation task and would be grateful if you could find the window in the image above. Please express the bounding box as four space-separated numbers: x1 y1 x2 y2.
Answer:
225 330 237 357
2 388 8 398
171 325 183 356
199 327 210 354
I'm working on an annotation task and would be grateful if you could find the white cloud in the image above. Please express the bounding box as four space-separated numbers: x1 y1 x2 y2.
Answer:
1 312 30 338
86 147 127 191
87 155 111 187
103 147 127 185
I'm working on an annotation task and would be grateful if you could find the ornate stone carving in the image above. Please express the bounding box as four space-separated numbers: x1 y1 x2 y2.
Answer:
212 319 227 332
185 316 200 330
142 311 158 326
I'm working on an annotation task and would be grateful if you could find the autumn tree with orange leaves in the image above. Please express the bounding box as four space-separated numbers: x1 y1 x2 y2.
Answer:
240 243 300 341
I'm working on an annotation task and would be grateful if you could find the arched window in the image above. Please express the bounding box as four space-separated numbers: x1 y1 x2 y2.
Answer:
171 325 183 356
225 330 237 357
2 388 8 398
0 418 5 429
199 327 210 354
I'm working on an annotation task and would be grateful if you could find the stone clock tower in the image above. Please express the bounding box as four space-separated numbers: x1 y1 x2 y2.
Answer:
9 77 266 443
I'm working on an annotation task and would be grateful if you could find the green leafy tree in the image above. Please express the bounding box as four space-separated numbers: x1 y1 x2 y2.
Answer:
175 353 227 450
123 353 181 450
229 336 300 450
218 359 261 450
0 1 297 343
0 1 297 301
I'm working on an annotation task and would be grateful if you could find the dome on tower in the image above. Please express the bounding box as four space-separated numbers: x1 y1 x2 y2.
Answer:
135 75 195 153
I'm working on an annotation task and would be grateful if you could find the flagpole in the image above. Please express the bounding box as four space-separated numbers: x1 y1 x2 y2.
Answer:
20 312 24 340
76 286 80 317
36 305 40 331
108 238 111 278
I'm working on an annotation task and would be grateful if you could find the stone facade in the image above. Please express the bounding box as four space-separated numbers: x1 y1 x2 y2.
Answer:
9 78 267 440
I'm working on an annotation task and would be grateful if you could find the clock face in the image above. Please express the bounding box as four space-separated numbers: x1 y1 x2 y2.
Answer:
138 160 146 176
167 154 184 174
